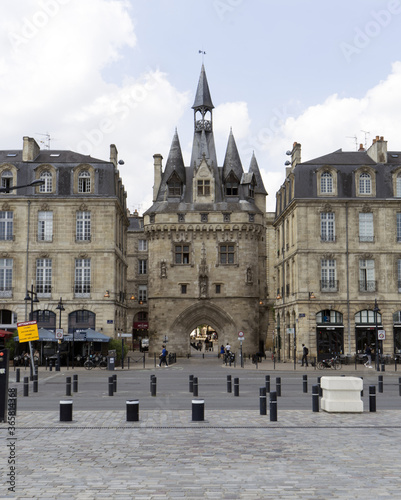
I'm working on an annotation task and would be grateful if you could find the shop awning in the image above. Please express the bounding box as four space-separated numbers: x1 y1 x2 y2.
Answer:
14 328 57 342
0 329 14 338
62 329 110 343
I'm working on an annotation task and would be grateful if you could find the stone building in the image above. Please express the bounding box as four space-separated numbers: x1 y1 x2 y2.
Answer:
0 137 128 343
274 136 401 362
141 65 273 356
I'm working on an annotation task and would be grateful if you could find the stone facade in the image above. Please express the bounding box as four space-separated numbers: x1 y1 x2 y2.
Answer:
274 137 401 362
0 138 128 339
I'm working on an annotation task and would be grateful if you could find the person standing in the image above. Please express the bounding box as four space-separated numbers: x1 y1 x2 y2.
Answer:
301 344 309 367
158 345 169 367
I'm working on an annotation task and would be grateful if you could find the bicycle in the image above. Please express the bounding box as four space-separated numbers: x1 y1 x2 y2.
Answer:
317 356 342 370
84 354 107 370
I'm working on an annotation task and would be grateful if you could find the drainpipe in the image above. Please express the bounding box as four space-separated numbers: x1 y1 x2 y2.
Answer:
346 202 351 355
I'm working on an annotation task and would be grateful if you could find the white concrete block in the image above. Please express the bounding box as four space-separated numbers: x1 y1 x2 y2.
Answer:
320 376 363 413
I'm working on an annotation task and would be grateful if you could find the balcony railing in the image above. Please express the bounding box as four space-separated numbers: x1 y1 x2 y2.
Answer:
74 284 91 298
320 280 338 292
0 286 12 298
321 235 336 242
359 280 376 292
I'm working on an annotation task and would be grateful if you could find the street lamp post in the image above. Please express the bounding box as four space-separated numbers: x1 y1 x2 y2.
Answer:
24 285 39 380
0 179 45 193
56 298 65 371
374 299 380 372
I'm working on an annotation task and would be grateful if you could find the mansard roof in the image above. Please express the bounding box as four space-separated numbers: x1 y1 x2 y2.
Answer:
192 64 214 110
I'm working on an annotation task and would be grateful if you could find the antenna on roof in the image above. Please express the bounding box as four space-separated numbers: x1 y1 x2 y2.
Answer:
346 135 358 151
35 132 54 150
361 130 370 149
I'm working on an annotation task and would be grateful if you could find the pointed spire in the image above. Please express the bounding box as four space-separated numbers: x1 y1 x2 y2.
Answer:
192 64 214 110
164 129 185 182
222 129 243 181
249 152 267 194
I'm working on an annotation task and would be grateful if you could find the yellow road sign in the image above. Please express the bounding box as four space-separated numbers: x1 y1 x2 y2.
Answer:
17 321 39 342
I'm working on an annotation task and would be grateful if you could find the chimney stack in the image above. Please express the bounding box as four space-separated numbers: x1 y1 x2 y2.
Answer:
110 144 118 167
367 135 387 163
291 142 301 170
153 154 163 202
22 137 40 162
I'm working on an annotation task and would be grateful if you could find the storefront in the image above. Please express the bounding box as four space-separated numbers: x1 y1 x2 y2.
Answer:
355 309 382 355
316 310 344 361
393 311 401 354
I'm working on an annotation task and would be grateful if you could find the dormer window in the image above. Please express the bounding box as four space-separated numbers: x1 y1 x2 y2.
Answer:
359 173 371 194
248 183 255 199
1 170 13 192
321 172 333 194
78 170 91 193
225 173 239 196
168 172 182 197
39 171 53 193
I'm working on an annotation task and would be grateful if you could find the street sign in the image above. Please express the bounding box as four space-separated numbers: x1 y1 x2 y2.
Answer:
238 331 244 338
118 333 131 338
17 321 39 342
55 329 64 340
378 330 386 340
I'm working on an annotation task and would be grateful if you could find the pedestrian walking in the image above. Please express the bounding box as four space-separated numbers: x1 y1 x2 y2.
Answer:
158 345 169 367
301 344 309 367
364 344 372 368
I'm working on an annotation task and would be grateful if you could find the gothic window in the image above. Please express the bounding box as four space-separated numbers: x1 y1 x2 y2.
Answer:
197 180 210 196
225 173 239 196
175 244 190 264
167 173 182 197
219 244 235 265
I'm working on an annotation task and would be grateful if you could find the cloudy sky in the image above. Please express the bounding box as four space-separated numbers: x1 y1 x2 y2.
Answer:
1 0 401 212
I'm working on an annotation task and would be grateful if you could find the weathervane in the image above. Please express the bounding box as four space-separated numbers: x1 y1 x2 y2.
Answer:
198 49 206 63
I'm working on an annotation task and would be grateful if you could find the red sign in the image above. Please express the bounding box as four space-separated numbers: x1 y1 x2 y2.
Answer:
133 322 149 329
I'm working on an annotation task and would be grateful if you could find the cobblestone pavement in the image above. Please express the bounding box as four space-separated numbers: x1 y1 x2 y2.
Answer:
1 408 401 499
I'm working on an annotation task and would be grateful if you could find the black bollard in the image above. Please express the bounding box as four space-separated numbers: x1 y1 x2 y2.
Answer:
360 377 363 397
126 400 139 422
16 368 20 383
381 362 385 372
312 384 319 412
113 374 117 393
399 377 401 397
60 400 73 422
73 374 78 393
265 374 270 393
270 391 277 421
234 377 239 397
150 374 155 392
189 375 194 393
303 375 308 393
259 387 267 415
378 375 383 393
369 385 376 412
227 375 232 393
193 377 198 397
33 374 38 393
192 399 204 421
276 377 281 397
66 377 72 396
23 376 29 397
49 361 52 372
108 376 114 396
151 376 157 397
317 376 322 397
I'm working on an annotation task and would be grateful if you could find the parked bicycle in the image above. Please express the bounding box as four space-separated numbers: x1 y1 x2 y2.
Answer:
84 354 107 370
317 356 342 370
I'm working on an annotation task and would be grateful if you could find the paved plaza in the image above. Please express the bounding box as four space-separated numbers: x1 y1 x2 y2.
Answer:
1 356 401 499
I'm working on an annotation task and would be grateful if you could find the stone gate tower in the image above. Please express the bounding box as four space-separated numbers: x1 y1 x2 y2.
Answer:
144 65 269 355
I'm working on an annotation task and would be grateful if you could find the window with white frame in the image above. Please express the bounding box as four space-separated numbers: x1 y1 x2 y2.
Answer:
78 170 91 193
321 259 337 291
36 258 52 294
138 259 147 274
320 212 335 242
359 213 374 242
320 172 333 194
359 259 375 292
0 211 13 240
74 258 91 296
39 171 53 193
76 211 91 241
138 285 147 303
138 239 147 251
38 211 53 241
0 258 12 296
397 213 401 242
396 174 401 197
359 173 371 194
1 170 13 192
